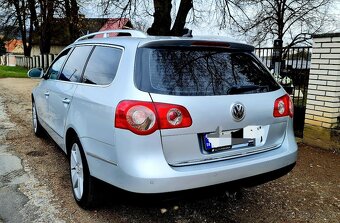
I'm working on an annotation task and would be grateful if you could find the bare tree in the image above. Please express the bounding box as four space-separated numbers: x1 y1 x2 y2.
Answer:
64 0 80 41
37 0 57 54
4 0 37 56
1 0 53 56
1 0 83 55
38 0 83 53
225 0 333 47
101 0 193 36
0 1 16 38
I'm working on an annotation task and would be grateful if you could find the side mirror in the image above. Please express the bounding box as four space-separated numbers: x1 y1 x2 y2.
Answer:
27 68 44 79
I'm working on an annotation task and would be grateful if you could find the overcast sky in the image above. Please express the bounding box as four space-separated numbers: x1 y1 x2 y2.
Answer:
80 0 340 44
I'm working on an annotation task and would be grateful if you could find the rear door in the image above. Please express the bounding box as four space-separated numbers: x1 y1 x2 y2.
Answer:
135 44 288 166
48 45 93 139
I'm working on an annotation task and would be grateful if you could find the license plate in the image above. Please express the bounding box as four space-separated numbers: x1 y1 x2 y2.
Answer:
204 126 264 152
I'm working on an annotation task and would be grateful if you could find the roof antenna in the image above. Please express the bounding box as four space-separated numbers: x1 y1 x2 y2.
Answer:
183 29 192 37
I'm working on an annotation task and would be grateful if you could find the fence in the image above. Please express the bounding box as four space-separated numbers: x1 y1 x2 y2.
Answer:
14 54 58 70
255 46 312 137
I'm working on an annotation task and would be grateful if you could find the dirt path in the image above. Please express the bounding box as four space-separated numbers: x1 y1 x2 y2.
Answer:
0 78 339 223
0 79 62 223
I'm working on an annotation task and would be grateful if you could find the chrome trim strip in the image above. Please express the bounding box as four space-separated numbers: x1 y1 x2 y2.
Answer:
171 144 280 167
86 152 117 166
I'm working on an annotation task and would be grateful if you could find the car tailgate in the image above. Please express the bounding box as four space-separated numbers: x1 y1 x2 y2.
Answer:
150 89 289 166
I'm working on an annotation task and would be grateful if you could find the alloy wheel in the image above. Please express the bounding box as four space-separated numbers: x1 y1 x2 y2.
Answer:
32 103 38 133
70 143 84 200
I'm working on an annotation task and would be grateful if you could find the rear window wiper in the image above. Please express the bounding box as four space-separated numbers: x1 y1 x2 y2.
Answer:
227 85 268 95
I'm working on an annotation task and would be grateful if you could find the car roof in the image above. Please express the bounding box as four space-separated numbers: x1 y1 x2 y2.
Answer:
71 30 254 51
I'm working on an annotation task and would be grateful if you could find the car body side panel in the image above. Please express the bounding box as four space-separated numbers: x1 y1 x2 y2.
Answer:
32 80 49 124
67 85 116 146
63 42 157 178
67 82 156 177
32 80 73 150
48 80 77 139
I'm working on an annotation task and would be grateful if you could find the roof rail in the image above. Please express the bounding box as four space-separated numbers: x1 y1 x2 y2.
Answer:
74 29 147 42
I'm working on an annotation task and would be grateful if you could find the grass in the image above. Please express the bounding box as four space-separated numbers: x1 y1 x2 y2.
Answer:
0 65 28 78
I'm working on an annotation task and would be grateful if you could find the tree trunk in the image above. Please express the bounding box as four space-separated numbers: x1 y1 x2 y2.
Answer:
64 0 80 42
147 0 172 36
70 0 80 41
39 0 54 54
170 0 193 36
27 0 37 56
11 0 32 56
27 0 38 30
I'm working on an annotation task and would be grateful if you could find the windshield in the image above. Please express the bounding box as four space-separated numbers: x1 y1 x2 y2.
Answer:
135 47 280 96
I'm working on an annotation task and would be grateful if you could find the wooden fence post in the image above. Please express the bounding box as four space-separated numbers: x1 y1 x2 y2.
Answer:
48 54 53 66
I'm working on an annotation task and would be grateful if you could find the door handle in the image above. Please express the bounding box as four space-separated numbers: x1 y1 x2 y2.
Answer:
44 92 50 97
62 98 71 104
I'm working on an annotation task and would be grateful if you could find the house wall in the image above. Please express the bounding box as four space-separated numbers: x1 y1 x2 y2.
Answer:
303 33 340 151
7 54 18 66
31 45 65 56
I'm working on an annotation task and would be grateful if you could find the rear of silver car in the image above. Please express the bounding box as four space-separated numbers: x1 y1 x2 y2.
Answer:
110 39 297 193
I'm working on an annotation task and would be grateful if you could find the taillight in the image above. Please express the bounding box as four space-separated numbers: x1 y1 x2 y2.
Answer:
154 103 192 129
115 101 158 135
115 100 192 135
273 94 294 118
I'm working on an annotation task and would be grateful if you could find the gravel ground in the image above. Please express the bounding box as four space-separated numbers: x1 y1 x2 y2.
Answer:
0 78 339 223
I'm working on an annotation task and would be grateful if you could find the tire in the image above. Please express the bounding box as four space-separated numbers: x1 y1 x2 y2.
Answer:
32 101 44 137
69 136 97 209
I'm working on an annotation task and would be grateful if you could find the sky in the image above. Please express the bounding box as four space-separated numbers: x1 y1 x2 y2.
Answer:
80 0 340 45
329 0 340 31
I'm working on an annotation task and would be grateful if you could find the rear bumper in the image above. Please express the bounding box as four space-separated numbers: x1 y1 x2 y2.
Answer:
88 133 297 193
86 118 298 193
113 148 296 193
227 162 295 188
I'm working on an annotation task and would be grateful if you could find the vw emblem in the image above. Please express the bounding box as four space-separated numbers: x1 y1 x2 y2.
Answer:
231 103 245 121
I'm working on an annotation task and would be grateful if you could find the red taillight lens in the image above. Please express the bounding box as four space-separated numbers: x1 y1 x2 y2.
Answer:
273 94 294 118
115 100 158 135
115 100 192 135
154 103 192 129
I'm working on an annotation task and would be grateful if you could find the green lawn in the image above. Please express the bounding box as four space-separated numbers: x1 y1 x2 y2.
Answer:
0 65 28 78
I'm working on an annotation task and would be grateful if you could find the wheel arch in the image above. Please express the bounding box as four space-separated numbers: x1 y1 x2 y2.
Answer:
65 128 79 156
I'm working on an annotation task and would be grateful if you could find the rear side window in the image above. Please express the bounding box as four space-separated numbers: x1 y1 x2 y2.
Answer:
135 47 280 96
82 46 122 85
59 45 93 82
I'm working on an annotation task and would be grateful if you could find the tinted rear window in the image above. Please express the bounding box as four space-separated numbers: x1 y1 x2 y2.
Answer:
135 47 280 96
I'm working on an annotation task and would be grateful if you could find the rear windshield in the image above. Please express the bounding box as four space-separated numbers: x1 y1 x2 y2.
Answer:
135 47 280 96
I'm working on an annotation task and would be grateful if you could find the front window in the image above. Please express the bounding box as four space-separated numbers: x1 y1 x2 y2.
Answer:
46 48 70 80
59 45 93 82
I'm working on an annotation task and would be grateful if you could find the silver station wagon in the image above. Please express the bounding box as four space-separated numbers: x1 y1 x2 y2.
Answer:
28 30 298 208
